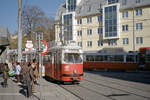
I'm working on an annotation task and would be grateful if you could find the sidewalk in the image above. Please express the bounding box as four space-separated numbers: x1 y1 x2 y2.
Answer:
0 77 79 100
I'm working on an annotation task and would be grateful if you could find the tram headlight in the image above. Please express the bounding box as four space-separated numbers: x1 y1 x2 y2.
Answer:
73 69 77 74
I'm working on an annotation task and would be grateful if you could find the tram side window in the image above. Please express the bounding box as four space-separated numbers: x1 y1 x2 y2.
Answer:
74 54 82 63
56 53 61 64
107 56 113 62
126 55 135 62
86 55 94 61
49 53 52 63
64 53 73 63
95 56 103 61
44 55 49 62
103 56 108 61
114 55 124 62
107 55 124 62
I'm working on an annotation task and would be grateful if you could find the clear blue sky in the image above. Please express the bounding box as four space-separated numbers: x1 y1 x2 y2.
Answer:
0 0 64 33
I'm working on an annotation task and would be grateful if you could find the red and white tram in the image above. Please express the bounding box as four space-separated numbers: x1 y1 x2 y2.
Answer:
83 52 138 71
43 41 83 82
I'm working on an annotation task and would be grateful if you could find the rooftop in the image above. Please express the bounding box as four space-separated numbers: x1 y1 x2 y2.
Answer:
55 0 150 20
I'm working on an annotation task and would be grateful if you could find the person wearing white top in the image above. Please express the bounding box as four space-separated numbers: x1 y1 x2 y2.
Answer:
15 62 21 84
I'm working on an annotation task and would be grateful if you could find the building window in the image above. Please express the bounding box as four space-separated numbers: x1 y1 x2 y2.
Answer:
108 40 117 46
87 29 92 35
122 0 127 6
122 25 128 32
98 16 102 22
59 33 62 39
136 8 142 16
87 41 92 47
68 0 76 12
98 28 103 35
136 0 142 3
87 17 92 23
98 40 103 46
77 30 82 36
78 42 82 47
136 23 143 30
63 14 73 40
123 38 129 45
88 6 91 12
122 11 128 18
77 19 82 24
136 37 143 44
104 5 118 38
108 0 118 4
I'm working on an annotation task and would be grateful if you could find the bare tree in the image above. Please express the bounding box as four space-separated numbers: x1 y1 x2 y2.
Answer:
22 5 45 39
22 5 55 43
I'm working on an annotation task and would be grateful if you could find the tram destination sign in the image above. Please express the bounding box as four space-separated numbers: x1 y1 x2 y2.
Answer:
69 49 79 52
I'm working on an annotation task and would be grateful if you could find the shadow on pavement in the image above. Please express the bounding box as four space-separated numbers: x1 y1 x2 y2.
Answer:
85 70 150 84
43 76 61 85
18 84 27 97
43 76 76 85
107 93 130 97
18 84 40 100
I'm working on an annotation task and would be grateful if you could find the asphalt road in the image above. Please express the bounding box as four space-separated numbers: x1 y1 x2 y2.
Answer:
59 71 150 100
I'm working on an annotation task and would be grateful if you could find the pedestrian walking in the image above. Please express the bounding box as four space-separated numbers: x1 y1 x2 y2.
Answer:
15 62 21 84
25 62 35 98
32 59 39 85
21 63 27 86
1 63 9 88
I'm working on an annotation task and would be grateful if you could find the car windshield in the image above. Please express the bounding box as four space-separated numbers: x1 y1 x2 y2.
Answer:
64 53 82 64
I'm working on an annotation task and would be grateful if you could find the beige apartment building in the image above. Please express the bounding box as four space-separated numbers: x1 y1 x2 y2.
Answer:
55 0 150 53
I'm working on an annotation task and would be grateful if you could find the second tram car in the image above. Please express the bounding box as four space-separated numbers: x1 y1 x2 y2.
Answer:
83 52 138 71
43 41 83 83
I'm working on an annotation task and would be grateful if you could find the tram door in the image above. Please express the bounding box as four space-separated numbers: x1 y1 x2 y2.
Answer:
58 53 61 80
54 52 58 80
50 53 52 77
138 53 146 69
51 53 54 78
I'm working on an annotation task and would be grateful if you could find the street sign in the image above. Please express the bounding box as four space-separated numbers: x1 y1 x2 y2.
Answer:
40 40 49 55
25 40 33 49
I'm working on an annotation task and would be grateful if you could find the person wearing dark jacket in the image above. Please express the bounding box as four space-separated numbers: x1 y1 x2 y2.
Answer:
1 63 9 88
25 63 35 98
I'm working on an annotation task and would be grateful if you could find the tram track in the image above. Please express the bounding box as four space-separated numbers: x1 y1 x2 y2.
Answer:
58 76 150 100
59 83 116 100
59 84 84 100
75 84 117 100
57 71 150 100
84 78 150 100
85 73 150 93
